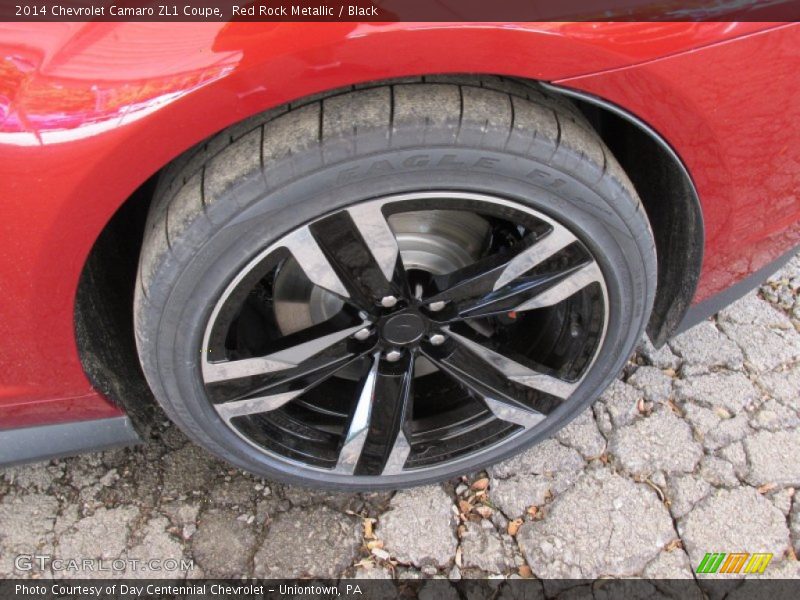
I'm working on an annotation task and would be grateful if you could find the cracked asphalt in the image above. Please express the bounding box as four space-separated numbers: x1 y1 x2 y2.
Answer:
1 254 799 583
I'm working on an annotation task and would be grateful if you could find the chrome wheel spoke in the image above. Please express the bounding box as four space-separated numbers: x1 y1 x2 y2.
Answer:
215 391 305 423
309 206 406 311
335 351 415 475
458 259 603 320
281 225 351 299
447 329 580 399
346 203 401 282
203 319 368 383
508 260 604 312
481 396 547 430
492 224 577 290
208 338 370 422
423 224 580 313
423 328 578 427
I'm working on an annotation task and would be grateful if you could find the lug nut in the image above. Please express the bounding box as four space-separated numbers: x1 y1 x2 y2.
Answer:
353 327 372 341
385 349 402 362
380 295 398 308
428 300 446 312
429 333 446 346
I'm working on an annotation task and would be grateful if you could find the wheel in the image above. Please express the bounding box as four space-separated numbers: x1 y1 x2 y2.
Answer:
135 77 656 490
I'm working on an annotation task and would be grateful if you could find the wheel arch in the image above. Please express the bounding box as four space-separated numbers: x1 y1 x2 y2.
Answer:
542 82 703 346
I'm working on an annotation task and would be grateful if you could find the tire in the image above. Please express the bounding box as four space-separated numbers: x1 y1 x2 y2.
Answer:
134 76 656 490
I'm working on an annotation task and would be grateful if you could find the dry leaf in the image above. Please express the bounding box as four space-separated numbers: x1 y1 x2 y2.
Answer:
458 500 473 514
455 546 463 567
366 539 384 550
474 505 493 519
518 565 533 578
507 518 523 536
757 482 777 494
662 368 677 377
354 558 373 568
471 477 490 491
644 479 665 502
526 505 538 518
363 518 376 539
714 407 731 419
371 548 390 561
665 539 683 551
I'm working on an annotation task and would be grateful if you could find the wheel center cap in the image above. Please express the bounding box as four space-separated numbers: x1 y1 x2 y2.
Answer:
381 311 426 346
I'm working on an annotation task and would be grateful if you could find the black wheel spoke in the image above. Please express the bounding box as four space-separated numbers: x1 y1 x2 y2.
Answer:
422 223 578 313
335 351 415 476
445 329 581 399
456 259 603 320
310 204 408 312
209 353 367 423
275 224 353 300
205 321 374 422
422 328 581 429
203 317 368 384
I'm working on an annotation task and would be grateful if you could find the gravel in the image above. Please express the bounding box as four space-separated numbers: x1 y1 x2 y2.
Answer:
516 469 675 578
193 508 257 577
626 366 674 404
642 549 695 579
459 520 517 574
608 409 703 476
253 505 362 578
1 252 798 579
377 485 457 568
666 475 712 519
554 409 607 459
678 488 789 576
743 429 800 487
674 372 759 415
719 322 800 372
0 493 59 577
668 321 744 372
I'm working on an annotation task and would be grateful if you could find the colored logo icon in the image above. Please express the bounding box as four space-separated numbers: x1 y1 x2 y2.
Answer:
696 552 773 574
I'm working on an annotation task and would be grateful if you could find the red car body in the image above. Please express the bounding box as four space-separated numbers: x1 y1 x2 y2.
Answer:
1 21 799 459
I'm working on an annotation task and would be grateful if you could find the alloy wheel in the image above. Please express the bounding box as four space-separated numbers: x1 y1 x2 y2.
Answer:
199 191 608 480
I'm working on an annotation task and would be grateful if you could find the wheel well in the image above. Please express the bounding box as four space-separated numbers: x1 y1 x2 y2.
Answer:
74 176 157 428
75 75 703 415
549 83 704 347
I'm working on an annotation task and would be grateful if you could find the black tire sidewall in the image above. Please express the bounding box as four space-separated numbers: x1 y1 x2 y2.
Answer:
141 145 655 490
